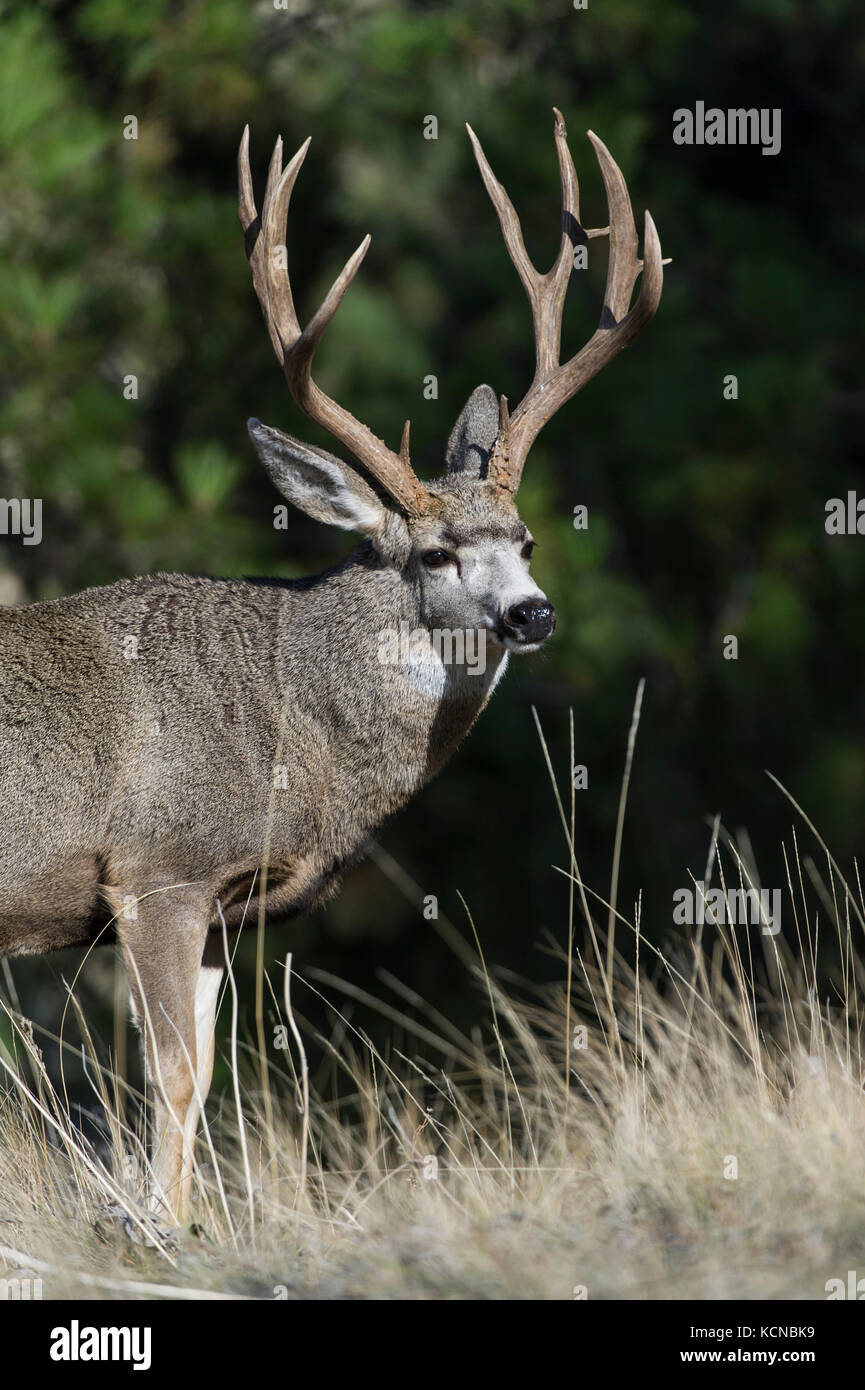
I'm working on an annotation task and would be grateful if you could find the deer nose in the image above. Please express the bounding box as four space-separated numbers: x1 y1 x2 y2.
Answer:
503 599 556 644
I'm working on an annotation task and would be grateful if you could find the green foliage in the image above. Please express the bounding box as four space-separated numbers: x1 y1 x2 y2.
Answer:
1 0 863 1013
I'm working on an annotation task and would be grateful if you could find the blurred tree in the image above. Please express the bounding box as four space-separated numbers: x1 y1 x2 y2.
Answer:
1 0 864 1071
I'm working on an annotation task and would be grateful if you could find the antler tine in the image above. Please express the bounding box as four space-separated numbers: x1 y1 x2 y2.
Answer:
470 110 664 493
588 130 655 326
466 108 579 381
239 128 431 519
239 127 295 360
508 131 664 488
259 138 309 353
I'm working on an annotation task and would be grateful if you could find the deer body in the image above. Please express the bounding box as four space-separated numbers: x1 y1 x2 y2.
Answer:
0 538 508 958
1 110 662 1223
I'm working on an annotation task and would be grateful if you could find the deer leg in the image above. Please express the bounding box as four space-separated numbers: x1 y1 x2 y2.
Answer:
117 887 211 1226
178 933 224 1217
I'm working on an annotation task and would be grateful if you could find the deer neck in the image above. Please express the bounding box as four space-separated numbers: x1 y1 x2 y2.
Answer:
281 547 508 809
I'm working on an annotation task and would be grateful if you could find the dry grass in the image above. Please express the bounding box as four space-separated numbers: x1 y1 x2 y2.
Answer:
2 706 865 1300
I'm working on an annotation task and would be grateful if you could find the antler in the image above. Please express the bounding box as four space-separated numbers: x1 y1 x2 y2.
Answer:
466 108 664 493
238 126 431 518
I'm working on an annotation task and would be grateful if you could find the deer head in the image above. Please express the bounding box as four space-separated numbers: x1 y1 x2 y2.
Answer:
239 109 663 654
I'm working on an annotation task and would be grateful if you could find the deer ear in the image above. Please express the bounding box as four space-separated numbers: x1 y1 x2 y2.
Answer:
248 419 388 536
445 384 501 479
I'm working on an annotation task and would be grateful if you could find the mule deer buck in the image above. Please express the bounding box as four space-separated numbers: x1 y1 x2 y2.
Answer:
0 110 662 1224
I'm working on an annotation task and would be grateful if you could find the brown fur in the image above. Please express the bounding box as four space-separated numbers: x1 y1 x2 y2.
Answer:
1 109 663 1223
0 395 548 1221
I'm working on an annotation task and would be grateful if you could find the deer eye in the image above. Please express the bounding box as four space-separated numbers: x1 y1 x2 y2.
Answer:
521 540 535 561
422 549 454 569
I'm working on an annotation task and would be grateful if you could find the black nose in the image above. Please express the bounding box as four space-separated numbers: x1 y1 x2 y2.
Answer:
503 600 556 644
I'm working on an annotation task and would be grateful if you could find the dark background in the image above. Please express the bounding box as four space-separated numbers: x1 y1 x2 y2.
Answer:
1 0 863 1090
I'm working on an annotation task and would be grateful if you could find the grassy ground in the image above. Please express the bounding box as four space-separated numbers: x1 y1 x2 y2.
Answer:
1 713 864 1300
